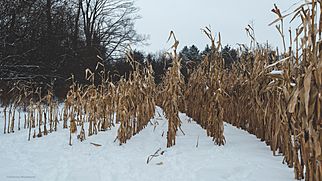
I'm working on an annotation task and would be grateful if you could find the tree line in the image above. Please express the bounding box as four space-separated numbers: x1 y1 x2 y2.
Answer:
0 0 144 96
0 0 240 100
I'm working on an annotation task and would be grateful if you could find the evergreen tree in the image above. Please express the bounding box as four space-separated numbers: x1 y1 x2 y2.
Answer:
221 45 238 69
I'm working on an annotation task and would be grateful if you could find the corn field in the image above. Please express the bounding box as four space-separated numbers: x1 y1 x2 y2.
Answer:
1 1 322 180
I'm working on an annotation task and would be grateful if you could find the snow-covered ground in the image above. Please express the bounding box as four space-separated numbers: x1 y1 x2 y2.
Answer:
0 107 295 181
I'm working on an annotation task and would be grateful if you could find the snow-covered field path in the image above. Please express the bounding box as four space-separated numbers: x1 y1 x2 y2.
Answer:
0 107 294 181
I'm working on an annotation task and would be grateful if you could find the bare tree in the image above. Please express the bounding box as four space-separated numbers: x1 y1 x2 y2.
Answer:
79 0 146 59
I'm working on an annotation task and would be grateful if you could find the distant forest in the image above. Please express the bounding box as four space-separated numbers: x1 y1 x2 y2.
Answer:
0 0 243 99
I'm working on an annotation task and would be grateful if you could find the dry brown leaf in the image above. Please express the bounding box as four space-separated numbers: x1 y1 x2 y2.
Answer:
303 70 312 116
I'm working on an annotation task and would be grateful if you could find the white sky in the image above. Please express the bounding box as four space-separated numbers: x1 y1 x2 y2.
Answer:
134 0 301 53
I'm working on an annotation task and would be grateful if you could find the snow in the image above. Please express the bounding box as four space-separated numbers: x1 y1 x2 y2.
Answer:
0 107 295 181
269 70 284 75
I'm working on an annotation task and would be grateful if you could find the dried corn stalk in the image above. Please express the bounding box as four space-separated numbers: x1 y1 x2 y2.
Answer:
116 52 156 144
185 28 226 145
223 2 322 180
157 31 185 147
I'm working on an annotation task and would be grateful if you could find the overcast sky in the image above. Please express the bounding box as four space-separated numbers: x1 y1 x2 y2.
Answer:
134 0 300 53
